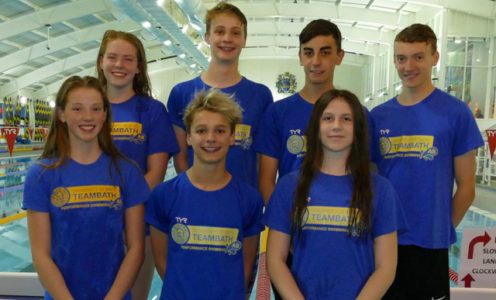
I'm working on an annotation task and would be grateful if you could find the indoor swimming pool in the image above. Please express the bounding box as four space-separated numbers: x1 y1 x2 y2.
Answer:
0 154 495 298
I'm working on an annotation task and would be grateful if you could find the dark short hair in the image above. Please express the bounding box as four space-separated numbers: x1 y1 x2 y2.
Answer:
395 23 437 53
299 19 342 52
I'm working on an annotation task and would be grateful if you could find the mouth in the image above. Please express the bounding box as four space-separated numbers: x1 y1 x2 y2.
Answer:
310 70 325 76
201 146 221 153
111 71 129 78
79 125 96 132
218 45 236 52
403 72 418 80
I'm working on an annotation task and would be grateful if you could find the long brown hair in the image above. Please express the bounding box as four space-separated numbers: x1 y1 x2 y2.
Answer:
96 30 152 98
291 89 372 237
40 76 124 173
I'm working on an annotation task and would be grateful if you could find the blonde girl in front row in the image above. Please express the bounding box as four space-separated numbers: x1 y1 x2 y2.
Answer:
264 89 406 299
23 76 149 299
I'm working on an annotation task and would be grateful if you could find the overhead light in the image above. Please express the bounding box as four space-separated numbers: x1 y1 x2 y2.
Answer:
182 25 189 33
364 97 372 102
179 53 186 59
455 39 462 44
156 0 165 6
190 23 202 31
163 40 172 46
395 85 402 91
190 64 196 68
20 96 27 105
49 101 56 108
141 21 151 29
378 91 388 97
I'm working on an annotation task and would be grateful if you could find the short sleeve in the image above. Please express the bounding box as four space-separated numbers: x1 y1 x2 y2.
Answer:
242 187 264 238
371 175 408 238
145 183 170 234
262 174 295 234
452 103 484 157
121 161 150 209
254 103 282 159
22 163 51 212
147 101 179 156
166 85 186 129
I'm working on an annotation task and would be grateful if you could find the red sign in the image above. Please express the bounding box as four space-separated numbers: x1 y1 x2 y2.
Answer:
1 127 19 156
27 127 34 140
487 130 496 159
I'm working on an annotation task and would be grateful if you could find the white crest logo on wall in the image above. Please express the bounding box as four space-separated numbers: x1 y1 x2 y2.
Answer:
276 72 297 94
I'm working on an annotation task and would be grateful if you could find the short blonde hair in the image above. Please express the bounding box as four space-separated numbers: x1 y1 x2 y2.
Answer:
183 89 242 134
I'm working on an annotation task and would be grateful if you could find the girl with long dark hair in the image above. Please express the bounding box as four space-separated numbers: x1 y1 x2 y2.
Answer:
264 89 403 299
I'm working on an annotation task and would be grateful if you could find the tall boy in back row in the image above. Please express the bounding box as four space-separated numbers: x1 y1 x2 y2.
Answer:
167 1 273 188
371 24 483 299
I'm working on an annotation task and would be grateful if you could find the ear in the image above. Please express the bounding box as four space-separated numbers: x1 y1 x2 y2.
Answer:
336 50 345 66
229 129 235 146
204 32 211 45
186 132 192 146
432 51 440 66
57 107 66 123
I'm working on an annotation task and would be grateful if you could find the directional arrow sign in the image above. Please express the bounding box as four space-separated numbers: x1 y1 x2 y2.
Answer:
468 231 491 259
461 274 475 287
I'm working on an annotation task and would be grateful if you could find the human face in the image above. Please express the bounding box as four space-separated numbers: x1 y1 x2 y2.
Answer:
319 98 354 157
394 41 439 92
99 39 139 91
187 110 235 166
299 35 344 86
58 87 107 149
205 13 246 64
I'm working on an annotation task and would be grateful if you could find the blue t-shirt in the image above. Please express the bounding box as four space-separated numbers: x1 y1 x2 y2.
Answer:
111 94 179 173
22 153 150 300
167 76 273 187
145 172 264 300
371 88 484 249
254 93 374 179
263 171 403 299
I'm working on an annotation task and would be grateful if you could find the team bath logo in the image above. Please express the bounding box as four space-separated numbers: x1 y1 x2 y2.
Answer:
276 72 297 94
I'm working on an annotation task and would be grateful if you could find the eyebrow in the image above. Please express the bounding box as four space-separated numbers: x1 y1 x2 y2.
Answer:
303 46 332 51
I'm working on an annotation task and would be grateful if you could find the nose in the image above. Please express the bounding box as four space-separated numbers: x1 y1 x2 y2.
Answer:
206 130 215 142
82 109 93 121
312 53 321 66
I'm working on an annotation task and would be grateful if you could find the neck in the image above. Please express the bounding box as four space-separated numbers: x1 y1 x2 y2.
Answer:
299 81 334 104
397 83 435 106
186 160 231 191
201 60 242 88
69 142 102 165
320 151 348 176
107 85 135 104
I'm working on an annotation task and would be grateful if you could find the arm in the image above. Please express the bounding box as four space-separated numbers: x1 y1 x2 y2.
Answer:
105 204 145 300
452 149 477 227
27 210 74 300
149 225 169 280
258 154 279 205
356 232 397 300
242 234 260 289
145 152 169 190
172 125 189 174
266 229 305 300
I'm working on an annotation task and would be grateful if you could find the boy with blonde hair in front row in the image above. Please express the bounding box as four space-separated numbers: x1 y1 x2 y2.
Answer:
146 89 264 299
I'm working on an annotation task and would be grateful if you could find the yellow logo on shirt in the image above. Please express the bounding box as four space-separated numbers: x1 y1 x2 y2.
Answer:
111 122 145 144
235 124 252 150
51 185 122 210
380 135 438 160
171 223 241 255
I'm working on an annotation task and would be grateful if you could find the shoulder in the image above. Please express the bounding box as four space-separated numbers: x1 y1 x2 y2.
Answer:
430 89 470 113
370 98 397 115
171 77 201 92
243 78 272 93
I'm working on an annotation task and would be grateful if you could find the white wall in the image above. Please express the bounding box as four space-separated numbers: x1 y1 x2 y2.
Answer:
148 56 366 105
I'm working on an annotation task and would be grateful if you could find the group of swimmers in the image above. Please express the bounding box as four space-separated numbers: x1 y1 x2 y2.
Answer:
22 1 484 300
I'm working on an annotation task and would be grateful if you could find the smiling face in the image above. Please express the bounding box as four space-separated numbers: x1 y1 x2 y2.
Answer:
186 110 235 166
319 97 354 158
394 41 439 93
205 12 246 64
299 35 344 87
58 87 107 149
99 38 140 91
